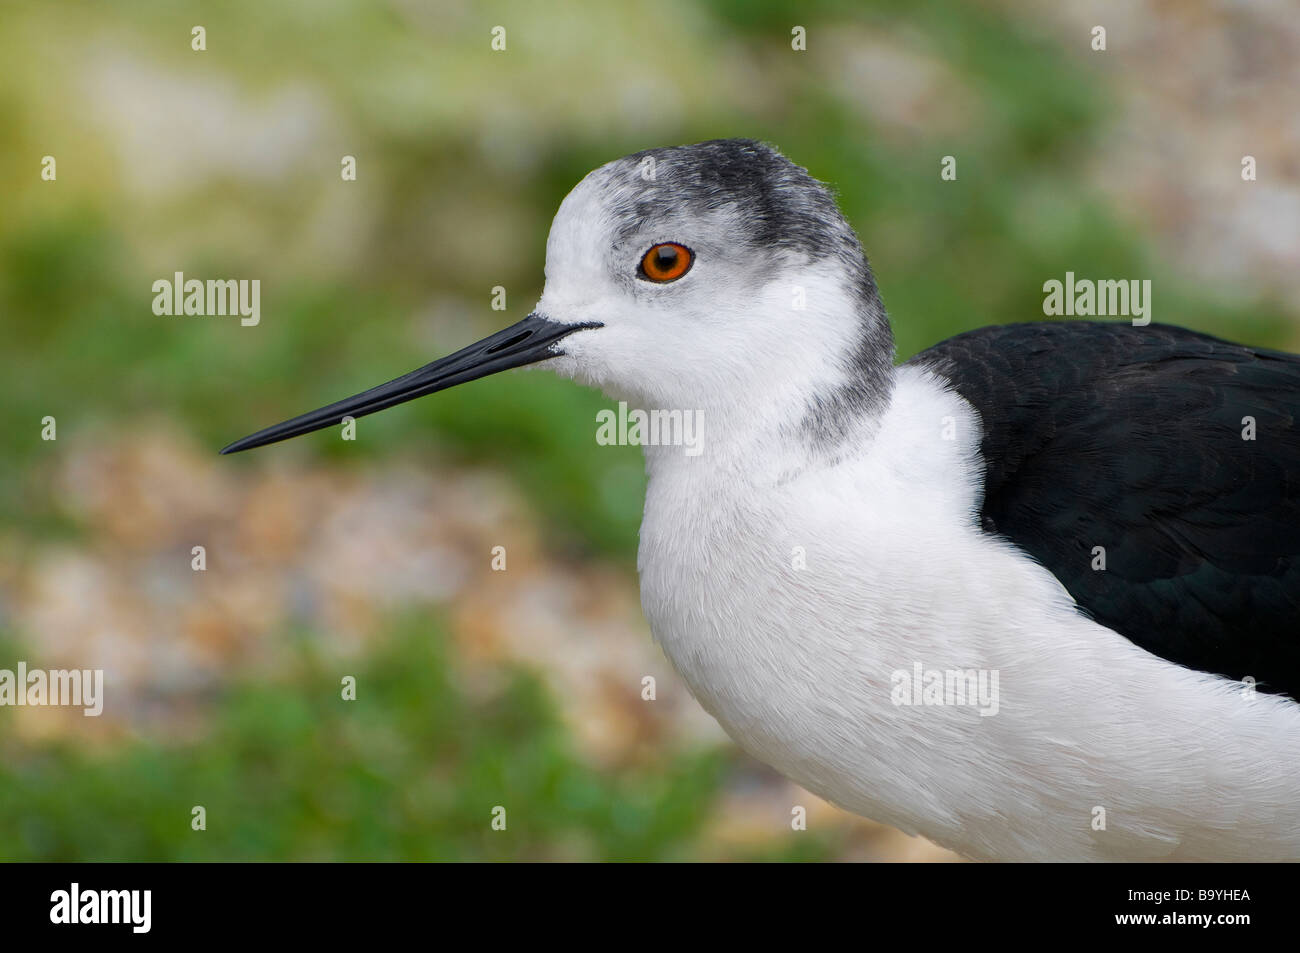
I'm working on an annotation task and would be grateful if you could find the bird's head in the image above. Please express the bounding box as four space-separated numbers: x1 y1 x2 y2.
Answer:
222 139 893 457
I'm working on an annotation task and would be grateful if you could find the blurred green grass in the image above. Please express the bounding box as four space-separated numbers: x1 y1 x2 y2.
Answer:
0 619 837 861
1 0 1296 860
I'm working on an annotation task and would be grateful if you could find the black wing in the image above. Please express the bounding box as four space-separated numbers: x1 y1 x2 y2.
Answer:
910 321 1300 701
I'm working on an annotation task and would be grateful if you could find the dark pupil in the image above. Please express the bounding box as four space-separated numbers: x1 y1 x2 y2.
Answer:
653 246 678 271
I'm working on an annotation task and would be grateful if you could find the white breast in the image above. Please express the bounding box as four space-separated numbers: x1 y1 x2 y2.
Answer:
636 365 1300 861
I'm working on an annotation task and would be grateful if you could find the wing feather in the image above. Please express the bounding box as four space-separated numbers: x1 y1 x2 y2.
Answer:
910 321 1300 700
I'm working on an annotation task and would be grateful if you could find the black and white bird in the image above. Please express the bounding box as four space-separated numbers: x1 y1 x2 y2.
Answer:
224 140 1300 861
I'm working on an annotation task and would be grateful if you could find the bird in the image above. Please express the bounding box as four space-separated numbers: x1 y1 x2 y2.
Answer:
222 138 1300 862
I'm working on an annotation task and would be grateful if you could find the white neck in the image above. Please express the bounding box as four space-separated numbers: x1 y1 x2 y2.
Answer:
634 364 1300 861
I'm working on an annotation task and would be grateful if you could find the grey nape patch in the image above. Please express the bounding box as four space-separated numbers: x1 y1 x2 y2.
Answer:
609 140 854 261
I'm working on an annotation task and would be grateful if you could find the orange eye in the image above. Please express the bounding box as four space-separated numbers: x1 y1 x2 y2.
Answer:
639 243 693 282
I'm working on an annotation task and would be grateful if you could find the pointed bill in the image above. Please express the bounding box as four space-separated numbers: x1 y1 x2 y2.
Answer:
220 313 598 454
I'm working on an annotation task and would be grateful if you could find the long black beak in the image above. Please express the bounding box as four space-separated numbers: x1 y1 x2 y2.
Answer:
220 313 598 454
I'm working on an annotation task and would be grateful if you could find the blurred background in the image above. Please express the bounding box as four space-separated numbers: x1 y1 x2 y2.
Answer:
1 0 1297 861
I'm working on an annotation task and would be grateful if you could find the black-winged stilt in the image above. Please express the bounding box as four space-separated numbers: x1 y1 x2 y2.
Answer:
223 139 1300 861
